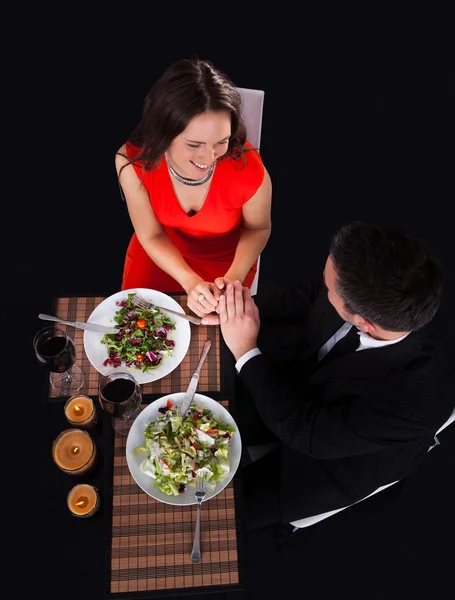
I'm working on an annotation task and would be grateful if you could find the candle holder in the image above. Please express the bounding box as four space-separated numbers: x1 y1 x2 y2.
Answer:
64 395 97 429
52 429 97 475
67 484 100 518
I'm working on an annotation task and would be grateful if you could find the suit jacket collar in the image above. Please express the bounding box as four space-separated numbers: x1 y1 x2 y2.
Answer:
298 291 344 359
304 290 430 383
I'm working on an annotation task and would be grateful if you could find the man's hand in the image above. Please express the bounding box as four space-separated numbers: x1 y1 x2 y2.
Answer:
215 281 260 361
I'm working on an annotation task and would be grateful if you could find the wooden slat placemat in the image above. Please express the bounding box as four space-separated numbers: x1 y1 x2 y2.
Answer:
109 400 239 595
49 295 220 398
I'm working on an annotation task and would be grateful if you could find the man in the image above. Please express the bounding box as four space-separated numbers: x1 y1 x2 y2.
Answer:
202 222 455 530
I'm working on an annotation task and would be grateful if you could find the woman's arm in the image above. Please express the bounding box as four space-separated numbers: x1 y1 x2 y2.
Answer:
218 167 272 286
116 146 219 314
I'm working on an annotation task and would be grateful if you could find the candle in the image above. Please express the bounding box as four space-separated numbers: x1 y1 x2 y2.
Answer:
67 484 100 518
52 429 96 475
64 395 97 429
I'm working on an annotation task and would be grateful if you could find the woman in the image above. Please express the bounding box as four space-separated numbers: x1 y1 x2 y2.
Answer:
116 58 272 317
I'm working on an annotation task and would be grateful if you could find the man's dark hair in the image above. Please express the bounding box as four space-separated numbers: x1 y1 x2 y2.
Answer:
329 222 444 331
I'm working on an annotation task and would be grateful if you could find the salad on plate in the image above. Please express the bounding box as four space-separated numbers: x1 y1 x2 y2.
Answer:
101 292 176 373
134 398 236 496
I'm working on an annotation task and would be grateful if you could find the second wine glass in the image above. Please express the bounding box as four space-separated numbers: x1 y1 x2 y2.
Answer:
98 371 142 436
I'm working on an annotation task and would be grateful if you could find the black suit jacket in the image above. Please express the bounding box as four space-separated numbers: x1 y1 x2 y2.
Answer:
239 280 455 522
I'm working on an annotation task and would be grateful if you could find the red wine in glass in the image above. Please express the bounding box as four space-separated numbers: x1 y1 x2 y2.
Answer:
33 326 84 394
98 371 142 435
36 335 76 372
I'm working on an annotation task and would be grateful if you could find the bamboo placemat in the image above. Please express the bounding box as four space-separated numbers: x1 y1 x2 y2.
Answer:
48 295 220 398
109 400 239 595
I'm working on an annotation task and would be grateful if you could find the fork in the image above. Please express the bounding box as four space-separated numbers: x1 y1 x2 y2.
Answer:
131 295 202 325
190 476 206 563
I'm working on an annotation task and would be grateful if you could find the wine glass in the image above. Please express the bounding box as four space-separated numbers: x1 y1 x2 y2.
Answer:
98 371 142 436
33 326 85 395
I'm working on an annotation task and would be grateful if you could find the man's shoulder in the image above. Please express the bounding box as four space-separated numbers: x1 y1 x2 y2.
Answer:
394 314 455 404
417 310 455 361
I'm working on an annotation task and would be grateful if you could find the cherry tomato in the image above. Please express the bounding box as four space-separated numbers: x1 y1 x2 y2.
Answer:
207 429 219 434
166 399 173 409
137 319 147 329
136 353 145 361
192 443 202 451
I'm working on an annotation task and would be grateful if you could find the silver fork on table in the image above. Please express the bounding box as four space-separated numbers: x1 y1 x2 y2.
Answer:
131 295 202 326
190 476 207 563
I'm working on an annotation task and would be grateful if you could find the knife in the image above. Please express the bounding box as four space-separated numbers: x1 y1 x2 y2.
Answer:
179 340 212 417
38 314 119 334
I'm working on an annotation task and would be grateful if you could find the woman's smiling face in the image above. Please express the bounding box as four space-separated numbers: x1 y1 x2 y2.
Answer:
166 111 231 179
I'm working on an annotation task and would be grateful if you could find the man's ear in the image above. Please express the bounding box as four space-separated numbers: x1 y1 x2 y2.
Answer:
357 317 376 335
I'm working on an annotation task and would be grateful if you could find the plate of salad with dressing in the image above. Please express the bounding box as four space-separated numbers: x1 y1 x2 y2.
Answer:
125 393 242 505
83 288 191 384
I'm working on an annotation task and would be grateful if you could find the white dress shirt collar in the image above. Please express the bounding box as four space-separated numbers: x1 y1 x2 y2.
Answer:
356 328 410 351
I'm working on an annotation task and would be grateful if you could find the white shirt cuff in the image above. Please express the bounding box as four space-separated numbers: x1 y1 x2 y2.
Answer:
235 348 262 373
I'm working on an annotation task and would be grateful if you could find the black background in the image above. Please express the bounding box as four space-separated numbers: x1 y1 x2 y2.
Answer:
20 22 455 600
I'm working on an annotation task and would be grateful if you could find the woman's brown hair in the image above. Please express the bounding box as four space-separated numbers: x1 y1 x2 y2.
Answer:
118 57 253 179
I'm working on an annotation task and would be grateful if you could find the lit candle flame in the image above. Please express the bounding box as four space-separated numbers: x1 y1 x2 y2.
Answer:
74 495 89 509
72 446 80 454
74 405 82 413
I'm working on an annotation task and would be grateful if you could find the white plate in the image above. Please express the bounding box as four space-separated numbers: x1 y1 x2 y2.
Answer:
83 288 191 385
126 393 242 505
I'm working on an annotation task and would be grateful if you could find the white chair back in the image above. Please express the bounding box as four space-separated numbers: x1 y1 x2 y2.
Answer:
427 405 455 451
236 87 265 149
235 87 265 295
436 406 455 434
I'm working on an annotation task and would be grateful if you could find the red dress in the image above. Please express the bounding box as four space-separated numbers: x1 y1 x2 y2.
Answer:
121 142 265 292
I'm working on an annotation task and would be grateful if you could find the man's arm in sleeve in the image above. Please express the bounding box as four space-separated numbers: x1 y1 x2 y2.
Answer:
235 348 262 372
238 353 408 459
